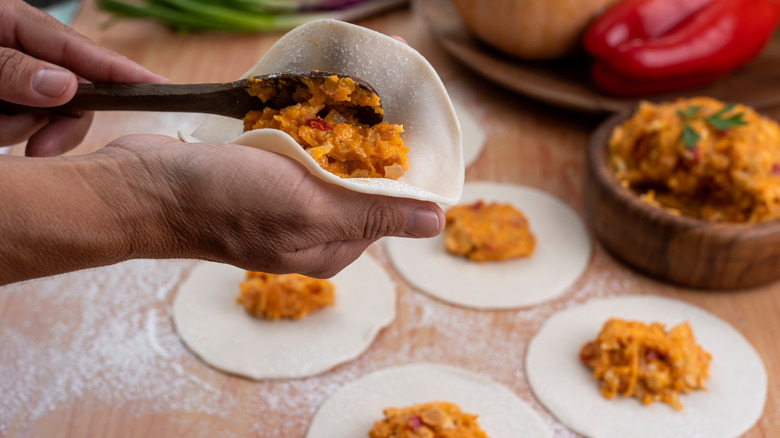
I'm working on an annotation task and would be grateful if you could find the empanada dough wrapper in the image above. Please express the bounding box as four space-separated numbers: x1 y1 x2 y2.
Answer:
182 19 463 206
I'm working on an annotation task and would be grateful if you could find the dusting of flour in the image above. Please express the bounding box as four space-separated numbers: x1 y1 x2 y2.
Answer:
1 244 634 436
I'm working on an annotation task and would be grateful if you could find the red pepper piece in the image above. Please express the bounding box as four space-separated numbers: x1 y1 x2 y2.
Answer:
307 118 331 131
584 0 715 58
585 0 780 95
645 349 659 362
407 415 423 431
607 0 780 80
688 146 701 164
580 341 597 362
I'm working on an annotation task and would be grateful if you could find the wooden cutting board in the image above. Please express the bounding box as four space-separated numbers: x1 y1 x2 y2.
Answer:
2 1 780 437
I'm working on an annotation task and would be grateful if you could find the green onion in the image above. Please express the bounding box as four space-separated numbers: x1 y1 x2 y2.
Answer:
96 0 406 33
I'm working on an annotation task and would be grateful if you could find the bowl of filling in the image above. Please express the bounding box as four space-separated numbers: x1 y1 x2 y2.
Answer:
584 97 780 290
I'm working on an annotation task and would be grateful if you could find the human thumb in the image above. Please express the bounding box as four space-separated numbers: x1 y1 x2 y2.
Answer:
342 195 444 241
0 47 77 107
398 206 444 238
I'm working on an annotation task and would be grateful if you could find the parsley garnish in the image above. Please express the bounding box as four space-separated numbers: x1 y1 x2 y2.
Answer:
705 103 747 131
676 106 702 119
676 106 702 149
680 125 701 149
677 103 747 148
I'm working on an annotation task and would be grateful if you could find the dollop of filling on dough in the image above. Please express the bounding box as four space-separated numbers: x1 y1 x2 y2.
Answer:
237 272 335 320
609 97 780 222
444 200 536 262
243 74 408 179
369 401 489 438
579 318 712 409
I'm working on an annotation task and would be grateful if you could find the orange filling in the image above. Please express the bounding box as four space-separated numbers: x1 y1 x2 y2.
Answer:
579 318 711 409
609 97 780 222
236 272 335 320
444 200 535 262
369 401 489 438
243 74 408 179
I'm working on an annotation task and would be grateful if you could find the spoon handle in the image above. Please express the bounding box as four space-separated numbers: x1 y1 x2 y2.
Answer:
0 72 384 125
0 81 256 119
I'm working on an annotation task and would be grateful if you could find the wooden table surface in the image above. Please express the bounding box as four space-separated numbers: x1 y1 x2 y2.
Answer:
2 1 780 437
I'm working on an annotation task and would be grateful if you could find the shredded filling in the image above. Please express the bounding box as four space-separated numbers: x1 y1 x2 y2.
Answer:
237 272 335 320
609 97 780 222
579 318 712 409
369 401 489 438
243 74 408 179
444 200 536 262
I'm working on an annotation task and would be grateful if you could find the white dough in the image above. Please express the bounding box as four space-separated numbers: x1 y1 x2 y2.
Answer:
526 295 767 438
306 363 551 438
384 181 592 309
172 254 396 380
452 101 485 168
182 19 464 206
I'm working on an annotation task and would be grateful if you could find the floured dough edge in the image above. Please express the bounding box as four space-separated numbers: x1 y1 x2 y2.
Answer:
384 181 592 309
172 253 396 380
526 295 767 438
181 19 464 206
306 363 552 438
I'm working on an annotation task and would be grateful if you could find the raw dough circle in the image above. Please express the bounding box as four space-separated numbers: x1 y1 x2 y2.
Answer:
452 101 485 168
384 181 592 309
173 254 396 379
526 295 767 438
306 363 551 438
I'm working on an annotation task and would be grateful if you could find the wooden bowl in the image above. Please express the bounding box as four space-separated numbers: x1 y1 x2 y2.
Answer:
584 111 780 290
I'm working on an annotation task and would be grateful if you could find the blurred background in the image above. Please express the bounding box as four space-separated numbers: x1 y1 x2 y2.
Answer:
24 0 79 23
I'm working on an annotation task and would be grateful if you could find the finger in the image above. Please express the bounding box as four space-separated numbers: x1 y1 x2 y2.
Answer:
286 239 373 279
0 112 48 145
0 47 78 106
396 204 445 238
24 112 94 157
311 187 445 242
391 35 409 45
2 0 166 84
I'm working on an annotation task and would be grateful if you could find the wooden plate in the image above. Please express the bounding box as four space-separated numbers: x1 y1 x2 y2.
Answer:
584 110 780 290
417 0 780 115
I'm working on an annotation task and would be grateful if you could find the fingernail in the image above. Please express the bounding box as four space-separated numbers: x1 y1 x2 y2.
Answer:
32 69 72 98
391 35 408 45
401 209 441 238
152 73 171 83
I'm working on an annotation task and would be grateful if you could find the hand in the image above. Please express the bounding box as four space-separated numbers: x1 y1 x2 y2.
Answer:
0 0 166 156
81 135 444 279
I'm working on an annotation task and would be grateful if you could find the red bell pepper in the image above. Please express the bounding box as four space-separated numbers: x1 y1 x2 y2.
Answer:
307 118 331 131
584 0 780 96
584 0 715 60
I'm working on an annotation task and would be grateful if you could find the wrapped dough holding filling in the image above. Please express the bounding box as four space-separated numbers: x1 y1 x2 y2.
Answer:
579 318 712 409
369 401 489 438
237 272 335 320
243 74 408 179
185 19 463 205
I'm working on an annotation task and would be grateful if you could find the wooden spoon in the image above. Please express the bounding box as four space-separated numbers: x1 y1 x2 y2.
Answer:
0 71 384 126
